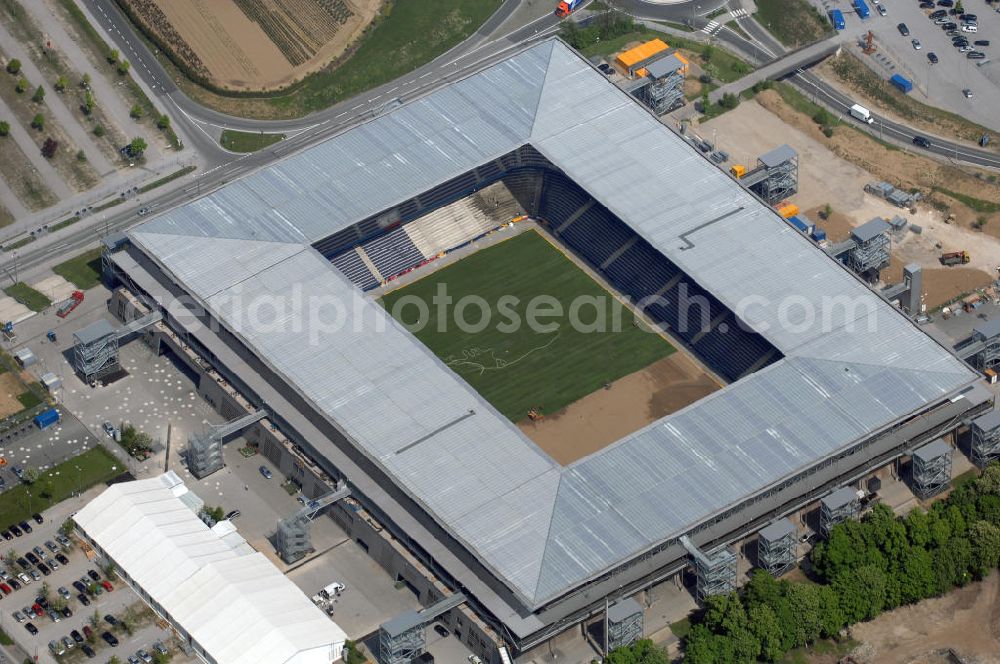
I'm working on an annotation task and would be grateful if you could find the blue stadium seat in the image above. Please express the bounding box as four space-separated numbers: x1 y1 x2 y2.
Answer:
363 228 424 280
331 250 379 290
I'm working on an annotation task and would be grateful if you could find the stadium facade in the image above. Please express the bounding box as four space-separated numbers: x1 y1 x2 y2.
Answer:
105 39 991 659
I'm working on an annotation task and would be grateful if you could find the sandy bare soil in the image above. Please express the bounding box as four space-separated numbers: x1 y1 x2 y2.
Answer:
0 372 26 419
700 95 1000 309
131 0 381 90
518 353 720 465
848 572 1000 664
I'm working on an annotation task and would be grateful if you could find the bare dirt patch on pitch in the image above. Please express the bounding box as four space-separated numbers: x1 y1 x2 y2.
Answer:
518 353 720 465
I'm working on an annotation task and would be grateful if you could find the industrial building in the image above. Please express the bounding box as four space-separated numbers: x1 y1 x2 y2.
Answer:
99 39 990 662
73 472 347 664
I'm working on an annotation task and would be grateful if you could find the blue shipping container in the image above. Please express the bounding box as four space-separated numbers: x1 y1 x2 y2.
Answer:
812 228 828 242
890 74 913 93
34 408 59 429
830 9 846 29
853 0 870 19
787 216 810 233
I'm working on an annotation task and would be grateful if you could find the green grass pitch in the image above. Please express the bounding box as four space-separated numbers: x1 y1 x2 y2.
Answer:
381 230 674 423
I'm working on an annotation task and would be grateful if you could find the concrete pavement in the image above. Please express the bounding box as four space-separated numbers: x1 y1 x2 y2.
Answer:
0 95 72 201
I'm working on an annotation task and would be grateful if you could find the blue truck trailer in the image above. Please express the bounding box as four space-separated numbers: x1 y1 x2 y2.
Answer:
830 8 846 29
890 73 913 93
853 0 871 19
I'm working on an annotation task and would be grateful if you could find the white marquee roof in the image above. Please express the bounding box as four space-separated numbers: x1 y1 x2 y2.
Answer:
74 473 346 664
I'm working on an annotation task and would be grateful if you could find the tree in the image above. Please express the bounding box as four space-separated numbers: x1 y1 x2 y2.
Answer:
151 652 171 664
76 149 86 162
32 85 45 103
82 90 95 115
969 520 1000 575
816 585 845 638
905 508 931 549
0 121 9 137
719 92 740 110
108 657 122 664
93 124 105 137
202 505 225 522
748 604 784 662
41 137 58 158
40 581 50 601
54 75 68 92
606 639 670 664
117 59 131 75
3 549 15 565
898 547 936 604
60 519 74 536
785 583 823 647
342 641 367 664
15 77 28 93
833 564 886 623
5 58 20 74
130 103 143 119
156 113 170 130
129 136 148 157
89 610 101 628
80 72 91 89
684 624 733 664
107 48 120 64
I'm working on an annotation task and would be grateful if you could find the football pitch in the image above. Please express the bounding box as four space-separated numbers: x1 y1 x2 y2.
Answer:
381 230 674 423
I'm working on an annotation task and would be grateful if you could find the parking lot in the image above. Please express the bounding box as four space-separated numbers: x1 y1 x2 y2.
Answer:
815 0 1000 131
0 492 189 663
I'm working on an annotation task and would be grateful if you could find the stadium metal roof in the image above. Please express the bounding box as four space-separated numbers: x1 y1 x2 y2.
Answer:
73 473 347 664
129 39 976 610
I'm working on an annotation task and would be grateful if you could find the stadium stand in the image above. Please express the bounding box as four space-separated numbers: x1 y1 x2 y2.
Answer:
404 198 504 258
356 228 424 282
330 250 379 291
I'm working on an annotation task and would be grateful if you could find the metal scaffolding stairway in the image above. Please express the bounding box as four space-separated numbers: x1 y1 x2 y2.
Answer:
377 593 468 664
276 481 351 563
680 535 737 603
187 410 268 479
73 311 162 383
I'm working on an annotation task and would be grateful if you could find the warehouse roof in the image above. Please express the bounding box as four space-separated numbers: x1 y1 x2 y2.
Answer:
912 437 952 462
73 473 346 664
128 40 975 610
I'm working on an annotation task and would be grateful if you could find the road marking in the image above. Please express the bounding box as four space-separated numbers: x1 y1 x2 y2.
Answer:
701 20 721 34
351 104 364 111
730 8 749 18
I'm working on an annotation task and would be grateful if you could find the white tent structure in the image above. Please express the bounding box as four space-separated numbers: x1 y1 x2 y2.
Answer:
73 472 346 664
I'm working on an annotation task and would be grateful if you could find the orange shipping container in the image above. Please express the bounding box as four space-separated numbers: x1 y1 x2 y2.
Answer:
616 39 669 70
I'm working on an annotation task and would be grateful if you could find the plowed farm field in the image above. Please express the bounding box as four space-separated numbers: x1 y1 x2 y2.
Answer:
124 0 382 90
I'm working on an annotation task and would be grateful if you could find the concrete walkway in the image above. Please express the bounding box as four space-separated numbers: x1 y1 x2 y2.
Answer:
709 39 841 102
0 94 73 200
26 0 163 162
0 175 28 220
0 19 114 175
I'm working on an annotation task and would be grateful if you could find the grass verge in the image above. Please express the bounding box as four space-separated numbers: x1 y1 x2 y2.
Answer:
53 247 103 290
755 0 833 47
670 618 691 639
220 130 285 153
0 627 11 645
933 188 1000 214
138 165 196 194
577 29 751 83
0 446 121 526
3 282 52 312
17 390 42 410
126 0 502 120
381 230 674 422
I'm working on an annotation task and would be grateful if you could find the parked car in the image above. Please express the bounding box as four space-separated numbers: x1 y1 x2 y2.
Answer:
930 9 947 18
596 63 613 76
82 644 96 658
0 583 11 595
12 611 23 623
77 593 91 606
941 21 958 29
101 631 119 647
48 608 60 622
83 625 93 639
974 39 990 46
104 614 119 627
433 624 449 638
100 580 113 592
25 553 38 565
225 510 240 520
72 580 87 594
45 541 58 553
24 622 37 635
71 629 83 643
968 50 986 58
15 557 28 571
919 1 935 7
60 606 72 618
928 52 940 63
9 578 19 590
912 38 923 49
1 531 12 541
153 642 168 655
62 635 75 651
898 22 910 35
49 640 66 656
38 563 50 576
18 521 31 534
87 569 100 582
48 559 59 571
17 573 30 585
259 465 273 479
31 513 42 525
9 525 21 537
11 467 23 481
29 570 40 581
55 535 71 548
876 3 887 15
962 24 978 32
55 553 69 565
137 649 153 663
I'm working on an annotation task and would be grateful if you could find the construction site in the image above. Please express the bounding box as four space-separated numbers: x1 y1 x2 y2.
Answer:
73 38 1000 664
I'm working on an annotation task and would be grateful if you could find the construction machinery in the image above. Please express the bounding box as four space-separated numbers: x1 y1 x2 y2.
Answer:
56 291 84 318
940 251 971 266
862 30 877 54
775 201 799 218
730 164 747 178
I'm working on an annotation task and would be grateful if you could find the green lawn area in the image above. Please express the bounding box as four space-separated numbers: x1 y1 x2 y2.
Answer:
381 231 674 422
220 130 285 153
0 446 121 527
670 617 691 639
53 247 103 290
577 29 751 83
755 0 833 47
16 390 41 410
952 468 980 490
3 282 51 312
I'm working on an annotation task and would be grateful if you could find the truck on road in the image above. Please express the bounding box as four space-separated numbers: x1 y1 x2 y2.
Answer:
850 103 874 124
940 251 971 266
555 0 584 17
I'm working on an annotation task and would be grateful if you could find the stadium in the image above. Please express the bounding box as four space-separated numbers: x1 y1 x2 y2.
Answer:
104 38 992 662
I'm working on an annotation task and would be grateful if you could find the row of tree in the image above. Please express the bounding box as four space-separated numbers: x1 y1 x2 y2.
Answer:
559 11 637 50
678 463 1000 662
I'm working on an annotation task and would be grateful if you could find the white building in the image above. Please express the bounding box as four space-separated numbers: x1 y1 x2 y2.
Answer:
73 472 347 664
